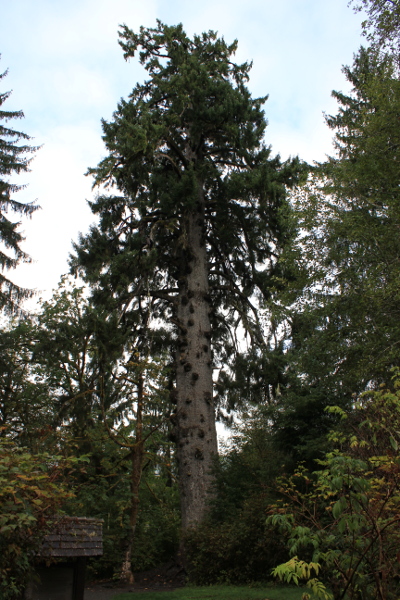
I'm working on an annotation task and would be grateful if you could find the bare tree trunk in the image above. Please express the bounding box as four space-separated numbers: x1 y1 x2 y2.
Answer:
175 190 218 530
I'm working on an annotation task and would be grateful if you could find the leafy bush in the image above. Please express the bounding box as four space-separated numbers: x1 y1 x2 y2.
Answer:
185 491 288 585
0 436 78 599
268 372 400 600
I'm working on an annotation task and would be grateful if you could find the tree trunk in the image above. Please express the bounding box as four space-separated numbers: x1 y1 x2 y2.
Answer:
175 190 218 530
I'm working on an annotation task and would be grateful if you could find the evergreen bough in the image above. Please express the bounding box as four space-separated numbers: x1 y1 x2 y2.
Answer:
0 62 38 313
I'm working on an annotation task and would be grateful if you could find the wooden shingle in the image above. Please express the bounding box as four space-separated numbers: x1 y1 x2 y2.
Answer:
39 517 103 558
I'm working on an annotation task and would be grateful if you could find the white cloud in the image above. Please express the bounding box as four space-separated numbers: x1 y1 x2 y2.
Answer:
11 123 103 298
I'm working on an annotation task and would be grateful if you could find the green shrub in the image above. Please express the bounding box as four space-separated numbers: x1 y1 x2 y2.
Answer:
0 436 78 599
185 492 288 585
268 373 400 600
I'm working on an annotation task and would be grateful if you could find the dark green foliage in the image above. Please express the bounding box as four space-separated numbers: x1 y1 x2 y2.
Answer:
0 438 78 599
70 20 302 399
71 20 302 530
185 493 288 586
270 388 338 468
33 278 171 446
34 278 125 446
269 42 400 464
65 427 180 579
184 420 289 585
269 374 400 600
211 417 287 518
73 21 296 309
127 476 180 573
0 62 38 313
29 278 179 578
0 275 179 581
0 319 57 450
216 345 289 417
316 47 400 384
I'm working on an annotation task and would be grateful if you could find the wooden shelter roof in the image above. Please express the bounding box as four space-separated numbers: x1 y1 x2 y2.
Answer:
39 517 103 558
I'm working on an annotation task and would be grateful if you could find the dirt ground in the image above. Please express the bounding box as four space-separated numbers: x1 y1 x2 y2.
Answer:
84 562 186 599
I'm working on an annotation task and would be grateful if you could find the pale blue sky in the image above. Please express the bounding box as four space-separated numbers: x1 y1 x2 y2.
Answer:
1 0 364 303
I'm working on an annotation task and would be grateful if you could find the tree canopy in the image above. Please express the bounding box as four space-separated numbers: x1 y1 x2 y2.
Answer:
350 0 400 53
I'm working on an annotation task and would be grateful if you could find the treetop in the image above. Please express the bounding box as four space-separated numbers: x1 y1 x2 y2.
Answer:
118 20 249 84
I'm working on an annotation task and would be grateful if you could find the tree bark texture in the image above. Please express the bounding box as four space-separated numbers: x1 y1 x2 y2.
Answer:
175 192 218 529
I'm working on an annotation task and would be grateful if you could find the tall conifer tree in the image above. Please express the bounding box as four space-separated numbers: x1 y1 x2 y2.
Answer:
0 63 38 312
72 22 300 529
272 0 400 462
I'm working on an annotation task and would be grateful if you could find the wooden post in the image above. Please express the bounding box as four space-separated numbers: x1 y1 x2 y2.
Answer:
73 557 87 600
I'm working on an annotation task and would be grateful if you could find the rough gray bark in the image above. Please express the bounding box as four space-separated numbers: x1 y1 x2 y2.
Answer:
175 190 218 529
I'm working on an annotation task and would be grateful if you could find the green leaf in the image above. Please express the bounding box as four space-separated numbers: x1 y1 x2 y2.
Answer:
332 496 346 519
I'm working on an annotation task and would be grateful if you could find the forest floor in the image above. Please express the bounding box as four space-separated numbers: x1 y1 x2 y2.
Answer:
85 562 186 599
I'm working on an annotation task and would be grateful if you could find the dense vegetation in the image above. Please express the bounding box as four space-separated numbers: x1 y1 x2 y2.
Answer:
2 1 400 599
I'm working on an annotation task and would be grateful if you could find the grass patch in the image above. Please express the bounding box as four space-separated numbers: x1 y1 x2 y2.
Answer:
114 584 305 600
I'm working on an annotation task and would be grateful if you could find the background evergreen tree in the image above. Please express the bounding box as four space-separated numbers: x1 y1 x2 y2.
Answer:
71 21 301 530
270 0 400 464
0 317 56 451
0 62 38 312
